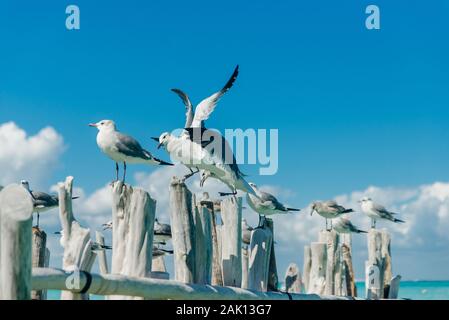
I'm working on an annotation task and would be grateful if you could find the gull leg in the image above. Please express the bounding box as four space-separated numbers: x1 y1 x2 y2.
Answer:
183 167 199 181
325 218 329 231
115 162 119 182
123 162 127 183
330 219 333 230
37 213 40 229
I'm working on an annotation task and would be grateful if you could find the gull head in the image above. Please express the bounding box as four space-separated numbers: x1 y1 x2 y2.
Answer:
248 182 258 190
200 170 213 187
89 120 116 131
310 201 320 216
358 196 372 204
20 180 30 191
155 132 171 149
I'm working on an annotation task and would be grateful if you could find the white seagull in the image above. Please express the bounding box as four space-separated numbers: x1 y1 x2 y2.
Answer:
246 182 300 227
90 120 173 182
310 200 354 231
333 217 367 234
21 180 79 228
358 197 405 228
154 218 172 245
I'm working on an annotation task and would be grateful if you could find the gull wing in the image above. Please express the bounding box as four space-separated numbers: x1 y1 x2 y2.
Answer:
115 132 152 160
171 88 194 128
191 65 239 128
259 191 287 211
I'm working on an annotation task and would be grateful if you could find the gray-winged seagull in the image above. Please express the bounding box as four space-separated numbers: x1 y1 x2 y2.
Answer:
90 120 173 182
21 180 79 228
359 197 405 228
333 217 367 234
246 182 300 227
310 200 354 231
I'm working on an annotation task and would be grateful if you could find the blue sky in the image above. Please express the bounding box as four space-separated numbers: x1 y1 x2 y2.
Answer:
1 1 449 281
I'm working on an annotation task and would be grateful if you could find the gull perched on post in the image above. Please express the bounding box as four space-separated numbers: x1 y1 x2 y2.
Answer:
246 182 300 227
154 218 172 245
90 120 173 182
310 200 354 231
21 180 79 228
358 197 405 228
333 217 367 234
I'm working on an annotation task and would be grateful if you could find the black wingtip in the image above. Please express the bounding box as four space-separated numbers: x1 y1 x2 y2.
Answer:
358 229 368 234
394 218 405 223
343 208 354 213
221 65 240 92
72 196 80 200
287 207 301 212
155 157 174 166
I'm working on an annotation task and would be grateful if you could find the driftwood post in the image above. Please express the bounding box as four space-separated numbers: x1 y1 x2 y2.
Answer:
220 197 242 287
308 242 327 295
0 184 34 300
31 227 47 300
323 230 339 295
381 230 392 297
247 227 272 292
388 275 401 299
58 176 97 300
342 243 357 297
202 198 223 286
194 199 213 284
266 219 279 291
169 177 196 283
284 263 302 293
365 229 384 299
241 246 249 289
110 181 156 300
95 231 109 274
302 245 311 292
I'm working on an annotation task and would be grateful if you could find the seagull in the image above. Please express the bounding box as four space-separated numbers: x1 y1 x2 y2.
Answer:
333 217 367 234
154 218 172 244
310 200 354 231
102 220 113 230
21 180 79 228
242 218 253 246
90 120 173 182
152 246 174 258
246 182 300 227
54 230 112 251
153 66 253 196
358 197 405 228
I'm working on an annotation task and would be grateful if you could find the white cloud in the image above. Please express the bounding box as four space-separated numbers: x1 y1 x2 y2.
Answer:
0 122 65 186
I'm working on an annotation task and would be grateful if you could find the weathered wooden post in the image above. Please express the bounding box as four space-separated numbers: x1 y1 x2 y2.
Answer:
95 231 109 274
220 196 242 287
322 230 339 295
342 243 357 297
31 227 47 300
302 245 311 292
266 219 279 291
388 275 401 299
169 177 196 283
284 263 302 293
110 181 156 299
0 184 34 300
308 242 327 295
194 198 213 284
381 230 392 297
201 197 223 286
241 246 249 289
247 227 272 292
58 176 97 300
365 229 384 299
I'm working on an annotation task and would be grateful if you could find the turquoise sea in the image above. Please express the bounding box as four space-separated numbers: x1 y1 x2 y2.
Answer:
46 281 449 300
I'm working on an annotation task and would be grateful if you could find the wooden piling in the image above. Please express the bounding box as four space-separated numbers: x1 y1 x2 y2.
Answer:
284 263 302 293
0 184 34 300
308 242 327 295
365 229 384 299
302 245 311 292
220 196 242 287
323 230 339 295
194 200 213 284
341 243 357 297
241 246 249 289
265 219 279 291
95 231 109 274
31 227 47 300
247 228 272 292
169 177 196 283
110 181 156 300
58 176 97 300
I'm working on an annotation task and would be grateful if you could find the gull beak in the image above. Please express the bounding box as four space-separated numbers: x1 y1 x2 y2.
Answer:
88 123 98 127
151 137 160 143
200 175 207 187
157 142 163 149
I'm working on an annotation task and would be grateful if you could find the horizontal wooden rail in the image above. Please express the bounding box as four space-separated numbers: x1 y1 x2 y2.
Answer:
32 268 358 300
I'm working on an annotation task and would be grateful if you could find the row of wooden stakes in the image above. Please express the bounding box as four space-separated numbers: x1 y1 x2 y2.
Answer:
0 176 399 299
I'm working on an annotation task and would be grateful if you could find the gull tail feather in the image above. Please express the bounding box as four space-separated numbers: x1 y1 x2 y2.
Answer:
286 207 301 212
342 208 354 213
153 157 174 166
356 229 368 234
393 218 405 223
